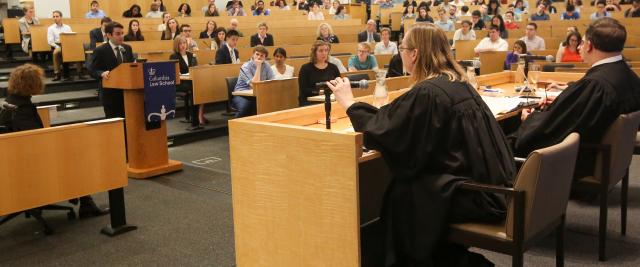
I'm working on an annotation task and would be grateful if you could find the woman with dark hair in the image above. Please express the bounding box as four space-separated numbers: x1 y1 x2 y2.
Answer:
333 5 350 20
200 20 218 39
155 0 167 11
415 7 433 22
556 31 583 63
504 40 528 70
298 41 341 106
211 27 227 50
122 4 143 18
178 3 192 17
205 3 220 16
403 5 417 20
161 18 181 40
491 14 508 38
487 0 501 15
124 20 145 41
271 47 294 79
326 23 515 266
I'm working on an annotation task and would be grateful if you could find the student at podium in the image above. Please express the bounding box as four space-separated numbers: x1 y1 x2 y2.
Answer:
89 22 135 119
326 24 516 266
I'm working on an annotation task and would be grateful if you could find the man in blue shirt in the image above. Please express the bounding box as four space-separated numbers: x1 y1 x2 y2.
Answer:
85 1 106 19
233 46 276 117
561 4 580 20
530 3 550 21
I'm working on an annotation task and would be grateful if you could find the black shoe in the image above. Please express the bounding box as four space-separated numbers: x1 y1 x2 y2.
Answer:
79 197 109 218
52 73 62 81
63 76 74 82
186 125 203 131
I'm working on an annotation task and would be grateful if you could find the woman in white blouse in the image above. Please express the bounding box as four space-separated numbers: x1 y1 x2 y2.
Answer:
271 47 294 79
157 12 171 31
308 3 325 20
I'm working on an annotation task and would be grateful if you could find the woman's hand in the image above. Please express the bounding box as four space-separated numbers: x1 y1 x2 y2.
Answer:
326 77 355 109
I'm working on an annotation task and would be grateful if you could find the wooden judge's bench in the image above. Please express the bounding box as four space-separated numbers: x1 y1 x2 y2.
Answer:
228 71 585 265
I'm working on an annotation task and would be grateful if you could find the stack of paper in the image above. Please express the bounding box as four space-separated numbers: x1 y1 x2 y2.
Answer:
481 96 537 116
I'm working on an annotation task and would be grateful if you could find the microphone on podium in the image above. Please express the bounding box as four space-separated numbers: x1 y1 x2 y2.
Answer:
315 79 369 130
519 54 555 62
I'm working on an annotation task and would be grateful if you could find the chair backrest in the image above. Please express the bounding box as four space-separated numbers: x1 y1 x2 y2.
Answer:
593 111 640 188
226 76 239 92
506 133 580 240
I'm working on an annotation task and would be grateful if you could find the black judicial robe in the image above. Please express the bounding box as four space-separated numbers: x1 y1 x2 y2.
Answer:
510 60 640 178
346 75 516 265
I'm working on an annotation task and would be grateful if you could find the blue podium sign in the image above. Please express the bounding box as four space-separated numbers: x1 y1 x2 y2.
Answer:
143 62 177 123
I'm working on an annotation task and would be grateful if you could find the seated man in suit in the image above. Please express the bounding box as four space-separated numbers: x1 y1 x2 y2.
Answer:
215 30 241 64
250 22 274 47
510 18 640 180
89 22 135 119
232 45 276 117
357 19 381 43
89 17 112 50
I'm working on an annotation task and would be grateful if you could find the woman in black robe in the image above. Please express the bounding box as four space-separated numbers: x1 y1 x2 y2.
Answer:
326 24 516 266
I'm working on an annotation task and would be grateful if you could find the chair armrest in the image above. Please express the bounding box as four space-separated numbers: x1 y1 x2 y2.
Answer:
458 182 519 196
514 157 526 163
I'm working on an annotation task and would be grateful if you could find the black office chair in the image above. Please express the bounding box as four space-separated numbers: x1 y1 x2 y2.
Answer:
224 77 239 116
346 73 369 82
0 204 76 235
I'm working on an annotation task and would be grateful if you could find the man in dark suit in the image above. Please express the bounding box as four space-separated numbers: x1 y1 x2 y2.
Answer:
249 22 274 47
89 22 135 119
357 19 381 43
215 29 241 64
88 17 112 50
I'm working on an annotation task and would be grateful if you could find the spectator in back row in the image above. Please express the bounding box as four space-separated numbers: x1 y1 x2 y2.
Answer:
177 3 192 17
530 4 550 21
161 18 181 40
348 42 378 71
591 1 611 20
374 28 398 55
452 20 476 49
254 0 271 15
471 10 486 30
124 19 145 41
562 4 581 20
317 23 340 43
122 4 143 18
504 11 519 29
250 22 274 47
474 25 508 54
520 22 545 51
18 5 40 59
333 5 350 20
229 19 244 37
233 46 276 117
275 0 291 10
358 20 381 43
180 24 199 52
200 20 218 39
205 3 221 16
89 17 112 50
86 1 105 19
435 7 455 32
228 1 247 16
416 7 433 23
491 15 508 38
146 3 164 18
48 11 84 81
625 0 640 17
157 12 171 31
308 3 325 20
202 0 216 15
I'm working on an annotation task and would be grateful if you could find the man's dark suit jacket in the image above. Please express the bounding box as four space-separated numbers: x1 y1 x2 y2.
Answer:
250 33 274 47
215 44 240 64
89 42 135 118
89 27 105 50
357 31 381 43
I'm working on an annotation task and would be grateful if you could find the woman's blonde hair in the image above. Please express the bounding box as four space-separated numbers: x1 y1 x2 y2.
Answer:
8 64 45 96
309 40 330 64
316 23 334 37
403 24 466 83
357 42 371 52
173 35 187 53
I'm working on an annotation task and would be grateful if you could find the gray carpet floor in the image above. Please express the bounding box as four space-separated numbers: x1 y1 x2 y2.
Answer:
1 135 639 266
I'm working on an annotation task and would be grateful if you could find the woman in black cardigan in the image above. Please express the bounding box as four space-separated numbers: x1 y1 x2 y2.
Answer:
169 37 202 130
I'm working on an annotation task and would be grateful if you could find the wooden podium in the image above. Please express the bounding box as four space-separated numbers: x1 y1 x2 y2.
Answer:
103 62 183 179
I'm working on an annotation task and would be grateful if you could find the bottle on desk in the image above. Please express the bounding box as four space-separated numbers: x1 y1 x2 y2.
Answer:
373 73 389 108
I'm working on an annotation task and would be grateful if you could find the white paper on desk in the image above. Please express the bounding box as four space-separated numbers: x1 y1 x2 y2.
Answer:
535 91 561 98
481 96 533 116
180 73 190 77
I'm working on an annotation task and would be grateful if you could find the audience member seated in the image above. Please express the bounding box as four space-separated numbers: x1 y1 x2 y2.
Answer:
435 7 455 32
520 22 545 51
298 41 341 106
567 0 582 12
308 3 325 20
215 30 241 64
275 0 291 10
232 46 276 117
403 0 418 8
89 17 112 50
348 42 379 71
403 5 417 20
180 24 199 52
124 20 145 42
458 5 470 16
504 40 529 70
385 54 405 78
452 20 476 49
47 11 84 81
250 22 274 47
487 0 501 16
229 19 244 37
157 12 171 31
416 7 434 22
530 3 550 20
253 0 271 15
86 1 106 19
170 36 200 129
605 0 621 12
146 2 164 18
329 1 339 14
122 4 143 18
153 0 167 12
297 0 310 11
490 15 508 38
505 4 522 21
562 4 581 20
504 11 519 29
200 20 218 39
471 10 486 30
374 28 398 55
377 0 395 8
448 5 459 22
556 31 583 63
211 27 226 50
358 20 381 43
205 3 221 16
625 0 640 17
177 3 192 17
18 5 40 61
271 47 294 79
161 18 181 40
226 0 245 11
474 25 509 54
228 1 247 16
316 23 340 44
1 64 108 217
333 5 350 20
510 18 640 181
592 1 612 20
514 0 528 15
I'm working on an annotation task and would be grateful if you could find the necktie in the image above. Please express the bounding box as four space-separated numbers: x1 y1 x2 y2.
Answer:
115 47 123 64
368 32 373 42
230 48 237 63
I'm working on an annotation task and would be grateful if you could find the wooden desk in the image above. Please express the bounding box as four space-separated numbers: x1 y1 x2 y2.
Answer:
36 105 59 128
30 25 51 52
230 78 300 114
60 33 88 62
190 63 243 105
2 18 20 44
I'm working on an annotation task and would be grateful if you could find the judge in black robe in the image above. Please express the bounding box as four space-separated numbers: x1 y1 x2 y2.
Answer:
327 24 516 266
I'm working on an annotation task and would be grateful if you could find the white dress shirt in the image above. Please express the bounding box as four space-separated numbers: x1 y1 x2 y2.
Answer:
270 64 294 79
47 23 72 48
474 37 509 53
591 55 623 67
374 41 398 55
